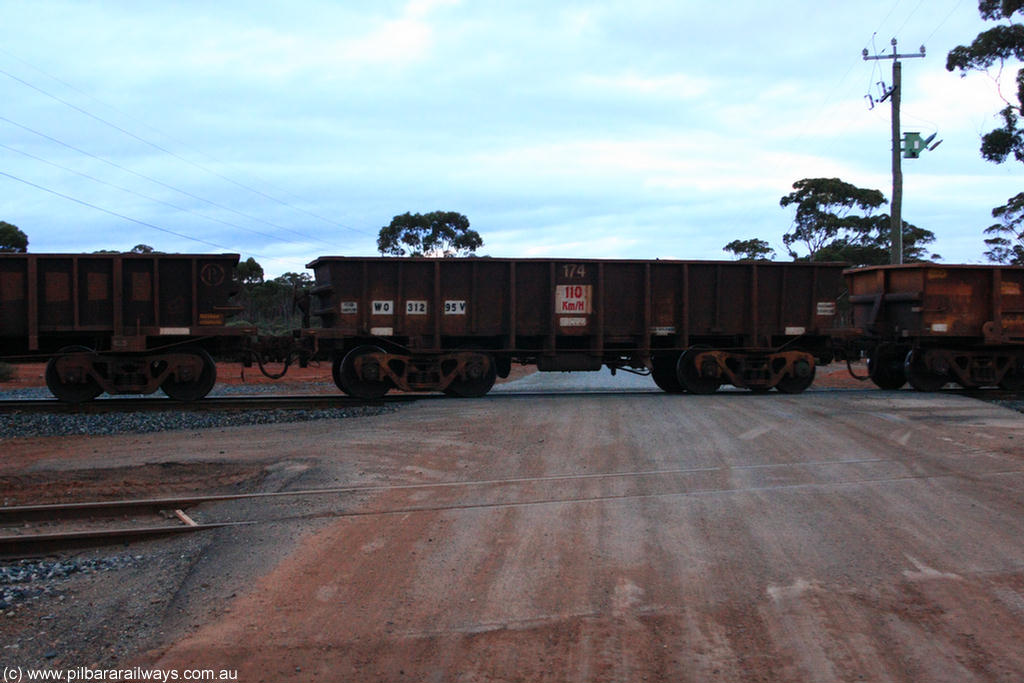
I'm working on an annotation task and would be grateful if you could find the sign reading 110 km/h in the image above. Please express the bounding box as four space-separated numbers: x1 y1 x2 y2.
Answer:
556 284 592 315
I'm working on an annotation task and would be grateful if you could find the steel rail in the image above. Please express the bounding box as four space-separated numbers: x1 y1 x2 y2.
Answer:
0 521 252 557
0 394 421 414
0 455 896 524
1 459 890 556
4 445 1020 556
0 491 261 557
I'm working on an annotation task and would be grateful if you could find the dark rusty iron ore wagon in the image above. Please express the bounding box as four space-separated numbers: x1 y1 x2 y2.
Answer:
0 253 253 401
846 263 1024 390
306 257 847 398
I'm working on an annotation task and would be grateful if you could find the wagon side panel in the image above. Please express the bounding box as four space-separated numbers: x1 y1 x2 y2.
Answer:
513 261 550 340
38 256 76 331
597 262 643 340
684 262 719 341
77 257 114 330
649 262 683 345
0 255 30 344
1001 267 1024 341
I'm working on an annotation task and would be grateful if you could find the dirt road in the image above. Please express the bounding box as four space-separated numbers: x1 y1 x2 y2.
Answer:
118 386 1024 682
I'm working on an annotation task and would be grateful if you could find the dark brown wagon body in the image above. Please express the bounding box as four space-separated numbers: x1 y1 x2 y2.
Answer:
0 253 251 401
307 257 847 397
845 263 1024 390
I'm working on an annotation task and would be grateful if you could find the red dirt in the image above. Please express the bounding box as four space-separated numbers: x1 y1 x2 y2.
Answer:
0 462 267 506
2 362 47 388
814 360 870 389
3 366 1023 679
131 388 1024 681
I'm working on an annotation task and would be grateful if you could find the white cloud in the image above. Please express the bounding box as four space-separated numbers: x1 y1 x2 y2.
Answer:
907 68 1017 135
577 71 711 99
0 0 1015 272
406 0 461 17
163 1 460 80
520 234 641 258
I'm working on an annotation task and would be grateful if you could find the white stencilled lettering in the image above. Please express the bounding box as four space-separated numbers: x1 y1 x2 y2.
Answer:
444 300 467 315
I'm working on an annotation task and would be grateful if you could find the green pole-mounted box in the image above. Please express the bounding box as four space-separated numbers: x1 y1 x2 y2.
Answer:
903 131 924 159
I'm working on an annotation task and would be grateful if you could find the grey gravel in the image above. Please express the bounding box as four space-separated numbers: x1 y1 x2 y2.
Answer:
1 555 143 611
989 398 1024 414
0 387 51 400
0 404 398 439
0 382 337 400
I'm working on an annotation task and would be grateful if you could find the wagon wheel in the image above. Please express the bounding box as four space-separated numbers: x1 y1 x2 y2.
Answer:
903 349 947 392
998 357 1024 391
161 347 217 401
775 358 816 394
676 349 721 395
650 354 684 393
445 352 497 398
334 345 392 399
867 346 907 390
45 346 103 403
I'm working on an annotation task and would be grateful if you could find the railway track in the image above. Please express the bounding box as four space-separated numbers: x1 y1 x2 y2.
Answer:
6 447 1019 558
0 389 697 414
1 463 886 558
0 394 420 414
0 496 254 558
2 385 1020 415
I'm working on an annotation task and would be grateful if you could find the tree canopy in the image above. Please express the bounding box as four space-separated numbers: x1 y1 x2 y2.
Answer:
723 238 775 261
779 178 937 265
984 191 1024 263
947 1 1024 164
0 221 28 252
236 256 265 285
947 2 1024 263
780 178 886 260
230 258 313 334
377 211 482 257
810 219 938 264
92 245 161 254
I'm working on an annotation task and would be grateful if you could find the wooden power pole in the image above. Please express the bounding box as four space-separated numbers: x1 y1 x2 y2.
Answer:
863 38 926 264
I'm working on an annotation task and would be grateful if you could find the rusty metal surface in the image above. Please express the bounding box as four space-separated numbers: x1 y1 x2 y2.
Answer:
307 257 848 356
846 263 1024 344
0 253 249 355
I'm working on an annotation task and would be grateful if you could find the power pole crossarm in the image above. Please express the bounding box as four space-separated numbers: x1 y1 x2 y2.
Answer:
863 39 926 265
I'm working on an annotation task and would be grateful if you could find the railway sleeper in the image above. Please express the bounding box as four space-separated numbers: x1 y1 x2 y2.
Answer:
685 349 816 393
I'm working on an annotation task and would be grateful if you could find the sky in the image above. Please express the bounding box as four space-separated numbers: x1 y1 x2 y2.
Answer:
1 0 1020 277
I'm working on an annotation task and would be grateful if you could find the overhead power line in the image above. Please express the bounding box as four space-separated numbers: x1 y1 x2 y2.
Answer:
923 0 966 45
1 141 290 244
893 0 928 39
795 0 965 146
0 169 228 251
0 114 337 248
0 59 369 238
0 168 295 264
